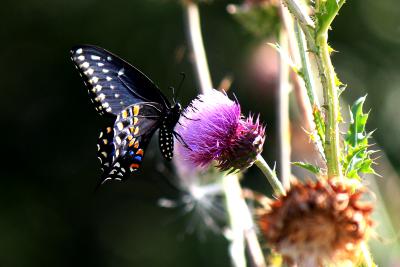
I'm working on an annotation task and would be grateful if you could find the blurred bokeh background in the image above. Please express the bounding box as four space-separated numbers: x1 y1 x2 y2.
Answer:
1 0 399 266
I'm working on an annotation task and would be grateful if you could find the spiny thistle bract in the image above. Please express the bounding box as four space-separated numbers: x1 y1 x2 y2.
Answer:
176 89 265 172
258 179 374 267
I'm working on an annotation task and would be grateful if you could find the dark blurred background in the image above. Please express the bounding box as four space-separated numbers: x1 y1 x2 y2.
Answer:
1 0 400 266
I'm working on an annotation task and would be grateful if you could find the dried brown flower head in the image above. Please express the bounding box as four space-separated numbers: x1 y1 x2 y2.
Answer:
259 179 374 267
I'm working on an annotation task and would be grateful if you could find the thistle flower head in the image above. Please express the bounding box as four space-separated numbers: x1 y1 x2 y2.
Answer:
259 179 374 267
176 89 265 172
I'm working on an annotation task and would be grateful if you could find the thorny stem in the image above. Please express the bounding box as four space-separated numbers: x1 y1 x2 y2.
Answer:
281 0 342 177
317 33 341 177
293 22 319 111
182 2 266 267
281 0 316 54
255 155 286 196
293 21 326 160
183 0 212 93
314 1 345 178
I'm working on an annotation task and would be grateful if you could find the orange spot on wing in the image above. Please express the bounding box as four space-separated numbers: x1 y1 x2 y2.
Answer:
130 163 140 169
136 149 144 156
128 140 135 147
122 110 128 118
106 127 112 133
134 141 139 149
133 105 140 116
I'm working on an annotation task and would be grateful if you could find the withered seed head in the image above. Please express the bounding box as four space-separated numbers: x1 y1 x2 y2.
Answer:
259 179 373 267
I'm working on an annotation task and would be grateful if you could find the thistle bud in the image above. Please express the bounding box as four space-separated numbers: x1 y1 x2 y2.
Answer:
176 89 265 172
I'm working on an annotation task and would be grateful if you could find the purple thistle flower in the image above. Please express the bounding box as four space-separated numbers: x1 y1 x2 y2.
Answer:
176 89 266 171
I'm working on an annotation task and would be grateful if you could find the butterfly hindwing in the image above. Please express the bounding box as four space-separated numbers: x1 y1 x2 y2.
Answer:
70 45 170 116
72 45 183 185
97 126 115 172
96 126 128 185
97 103 164 184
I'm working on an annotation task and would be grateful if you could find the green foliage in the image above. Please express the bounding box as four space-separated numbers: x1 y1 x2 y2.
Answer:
229 4 280 39
342 96 377 179
292 162 321 175
315 0 345 34
312 105 326 143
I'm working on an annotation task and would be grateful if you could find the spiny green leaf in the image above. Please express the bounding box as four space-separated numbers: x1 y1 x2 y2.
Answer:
342 96 377 179
292 162 321 174
346 95 369 147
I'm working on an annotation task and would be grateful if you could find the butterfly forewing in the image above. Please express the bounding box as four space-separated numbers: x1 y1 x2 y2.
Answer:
70 45 170 116
71 45 182 184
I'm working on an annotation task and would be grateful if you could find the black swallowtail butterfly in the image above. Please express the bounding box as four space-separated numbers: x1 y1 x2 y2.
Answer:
70 45 183 184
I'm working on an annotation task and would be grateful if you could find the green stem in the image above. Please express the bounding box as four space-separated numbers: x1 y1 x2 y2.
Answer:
316 32 342 178
293 22 318 109
293 21 326 160
255 155 286 196
281 0 314 29
281 0 316 54
283 0 343 177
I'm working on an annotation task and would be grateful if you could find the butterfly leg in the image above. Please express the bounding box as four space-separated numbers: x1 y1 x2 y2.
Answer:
173 131 192 150
181 113 200 121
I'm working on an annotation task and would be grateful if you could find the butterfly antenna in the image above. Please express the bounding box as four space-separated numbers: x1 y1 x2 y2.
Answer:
169 86 176 104
175 72 185 100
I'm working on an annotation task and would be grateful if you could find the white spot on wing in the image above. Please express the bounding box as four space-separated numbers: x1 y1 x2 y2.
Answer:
96 93 106 101
80 62 90 69
76 48 83 54
84 68 94 75
77 55 85 61
91 55 101 60
118 68 125 76
90 77 99 84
